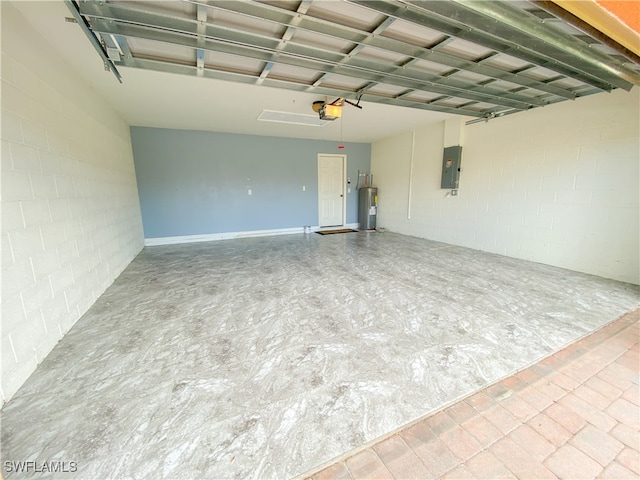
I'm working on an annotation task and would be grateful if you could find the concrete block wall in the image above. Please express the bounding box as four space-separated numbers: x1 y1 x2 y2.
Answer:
1 3 144 403
372 88 639 284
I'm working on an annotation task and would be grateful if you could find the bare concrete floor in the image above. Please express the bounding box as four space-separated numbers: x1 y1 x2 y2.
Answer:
2 232 638 479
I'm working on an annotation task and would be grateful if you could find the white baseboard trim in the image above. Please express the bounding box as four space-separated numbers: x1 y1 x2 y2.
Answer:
145 223 360 246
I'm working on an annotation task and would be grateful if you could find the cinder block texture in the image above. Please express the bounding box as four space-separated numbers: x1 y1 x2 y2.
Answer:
1 3 144 403
372 88 639 284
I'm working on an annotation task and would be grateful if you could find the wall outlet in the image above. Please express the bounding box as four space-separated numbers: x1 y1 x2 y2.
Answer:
302 185 305 191
248 189 252 196
451 189 458 196
348 187 351 193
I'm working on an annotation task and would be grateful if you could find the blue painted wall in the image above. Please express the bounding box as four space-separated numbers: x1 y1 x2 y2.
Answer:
130 127 371 238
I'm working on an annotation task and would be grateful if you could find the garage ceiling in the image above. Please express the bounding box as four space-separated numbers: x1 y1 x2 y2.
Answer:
67 0 640 124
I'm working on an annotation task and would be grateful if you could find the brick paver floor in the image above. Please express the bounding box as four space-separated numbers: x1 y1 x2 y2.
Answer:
305 309 639 479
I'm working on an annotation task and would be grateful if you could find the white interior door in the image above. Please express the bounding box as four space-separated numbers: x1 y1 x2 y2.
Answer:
318 154 345 227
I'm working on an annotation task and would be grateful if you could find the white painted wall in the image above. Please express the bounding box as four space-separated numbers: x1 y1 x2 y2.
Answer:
372 88 639 285
1 3 144 402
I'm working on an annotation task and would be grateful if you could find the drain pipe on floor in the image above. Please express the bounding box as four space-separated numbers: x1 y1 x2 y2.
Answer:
407 129 416 220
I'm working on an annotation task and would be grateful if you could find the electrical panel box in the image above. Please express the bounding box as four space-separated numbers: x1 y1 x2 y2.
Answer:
441 146 462 189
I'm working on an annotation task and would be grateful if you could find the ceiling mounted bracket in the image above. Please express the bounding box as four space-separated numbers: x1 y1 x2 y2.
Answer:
345 90 365 110
63 0 122 83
